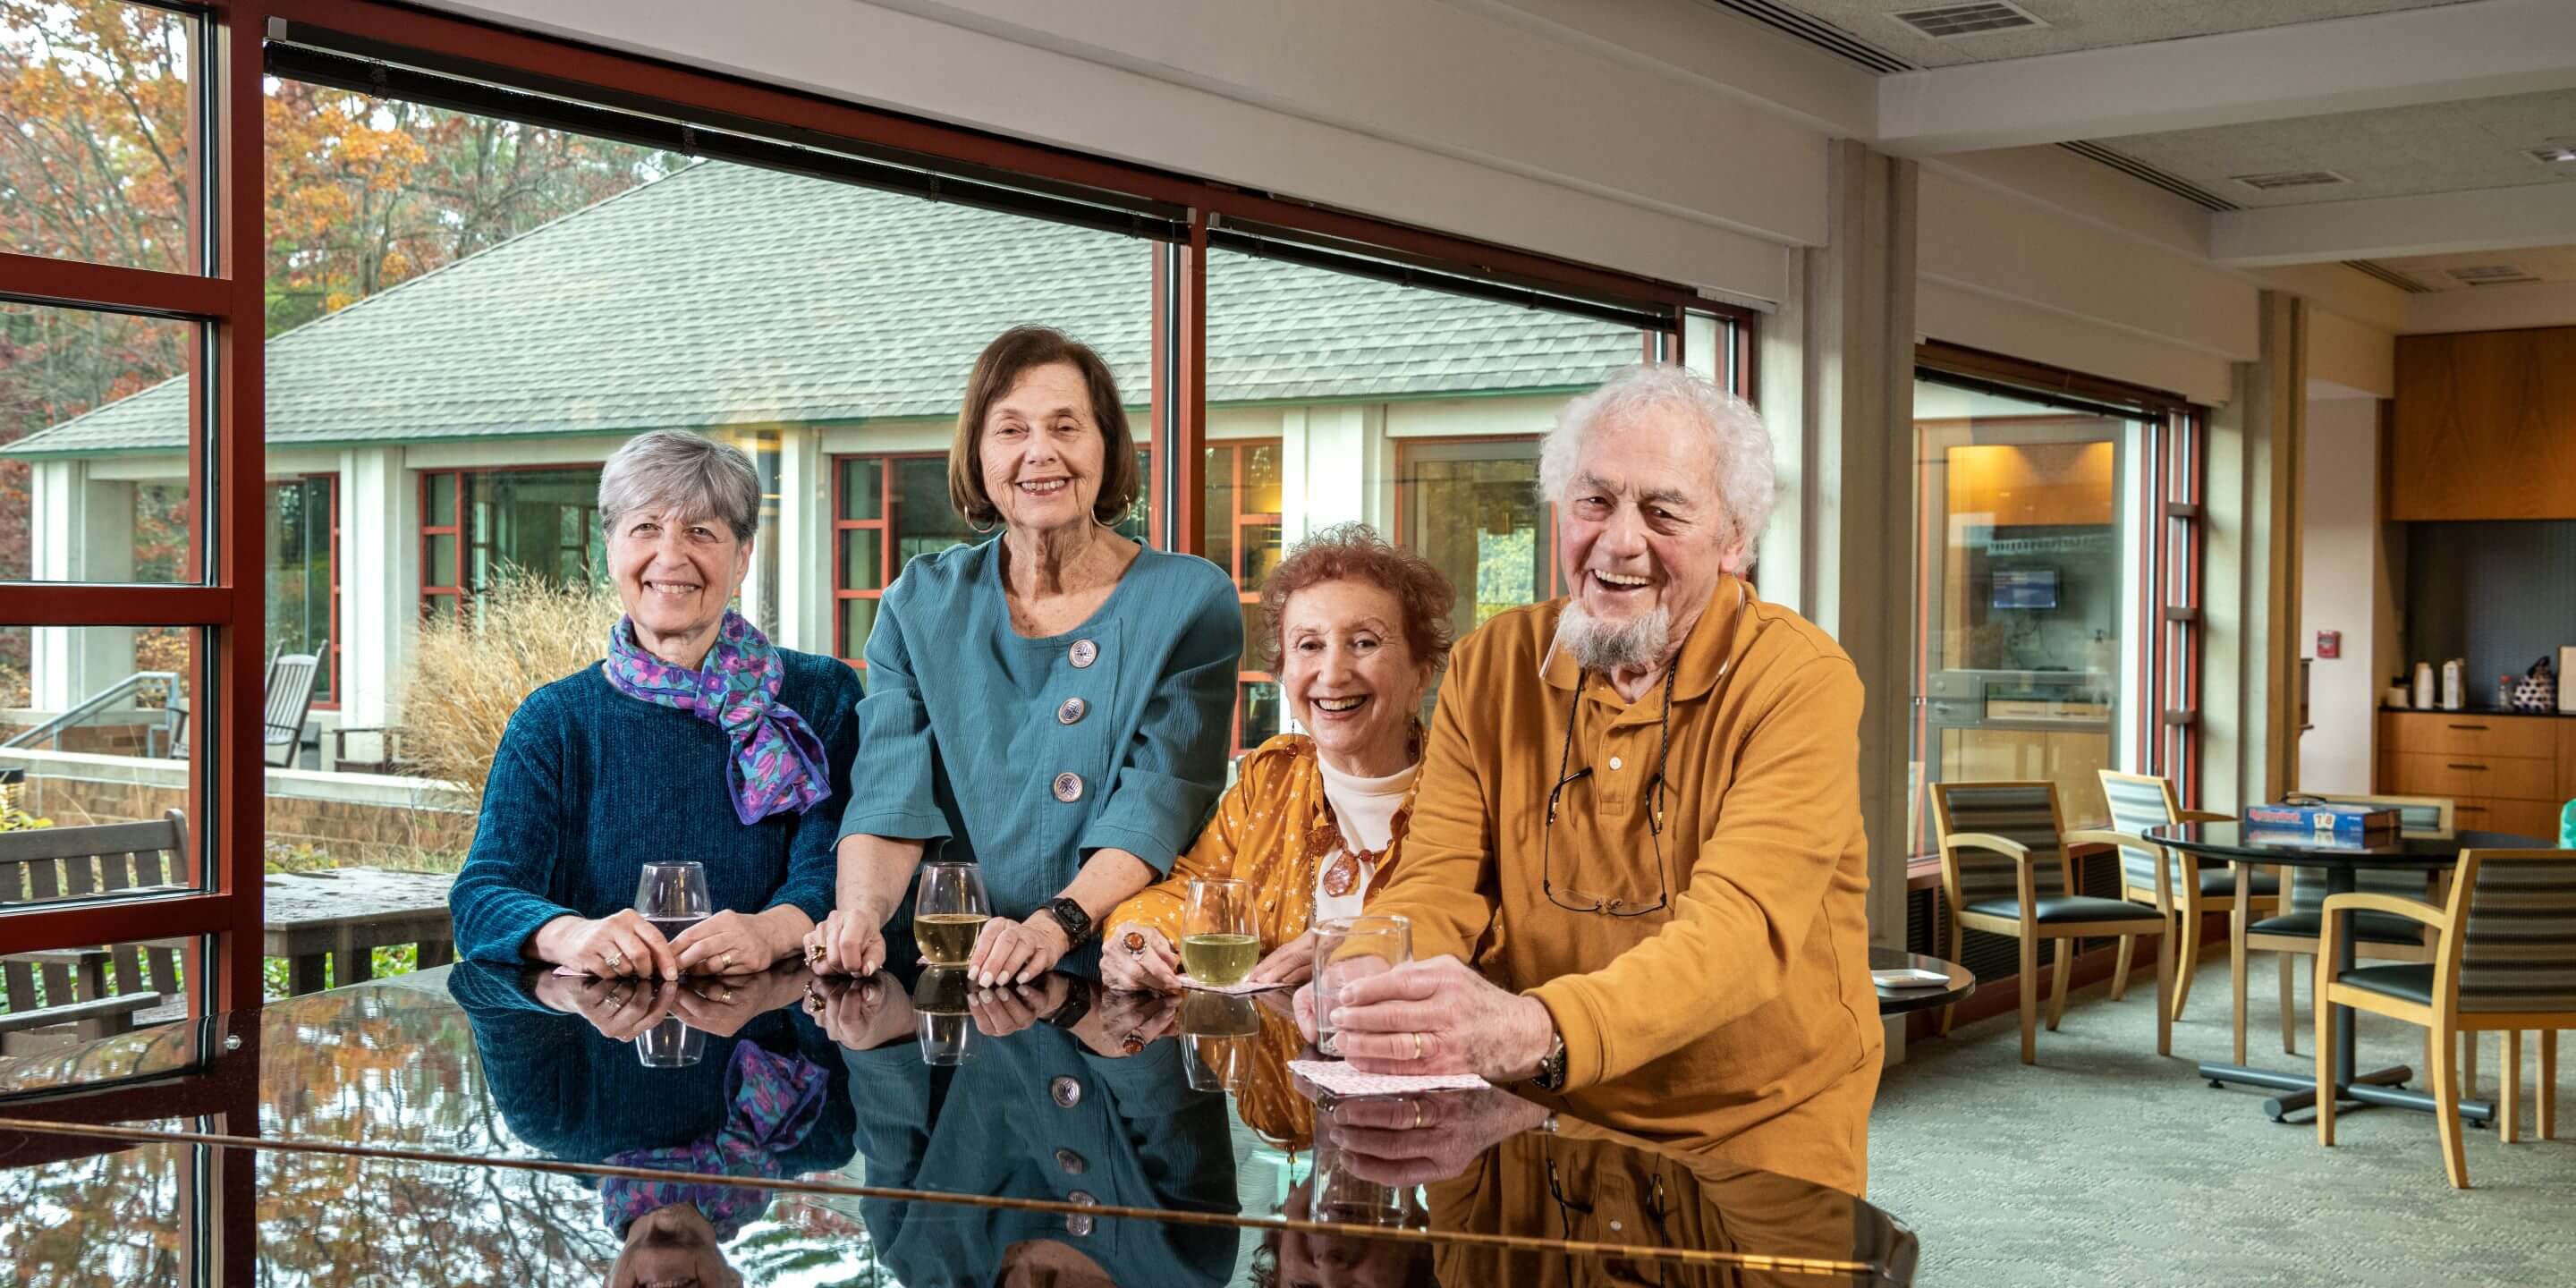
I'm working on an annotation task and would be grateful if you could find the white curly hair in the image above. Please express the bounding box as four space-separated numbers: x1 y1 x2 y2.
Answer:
1537 363 1775 566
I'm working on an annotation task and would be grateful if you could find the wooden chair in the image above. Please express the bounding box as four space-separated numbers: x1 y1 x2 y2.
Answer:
1932 781 2174 1065
2235 794 2453 1064
264 654 321 768
2097 770 2282 1021
0 811 192 1055
2317 847 2576 1188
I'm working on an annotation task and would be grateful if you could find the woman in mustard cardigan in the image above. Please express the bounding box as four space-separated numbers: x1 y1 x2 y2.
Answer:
1104 523 1455 991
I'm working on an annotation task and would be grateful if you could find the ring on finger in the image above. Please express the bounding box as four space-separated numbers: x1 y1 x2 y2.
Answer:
1411 1099 1425 1130
604 950 626 972
1410 1031 1425 1061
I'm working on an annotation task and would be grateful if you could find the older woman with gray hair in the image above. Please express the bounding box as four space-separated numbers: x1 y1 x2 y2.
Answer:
449 429 863 979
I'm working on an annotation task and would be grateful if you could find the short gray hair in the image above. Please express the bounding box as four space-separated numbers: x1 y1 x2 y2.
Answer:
597 430 761 541
1538 363 1775 559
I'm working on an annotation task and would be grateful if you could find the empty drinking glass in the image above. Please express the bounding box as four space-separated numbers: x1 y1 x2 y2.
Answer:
914 862 993 968
634 1014 706 1069
1182 877 1257 987
1311 914 1411 1058
913 965 979 1066
634 862 713 952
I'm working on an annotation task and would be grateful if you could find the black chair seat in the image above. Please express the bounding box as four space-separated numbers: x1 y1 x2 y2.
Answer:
1965 895 2167 927
2336 963 2436 1006
2199 869 2279 899
2249 911 2428 946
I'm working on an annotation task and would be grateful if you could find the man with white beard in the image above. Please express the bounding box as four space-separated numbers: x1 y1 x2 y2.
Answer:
1304 363 1881 1196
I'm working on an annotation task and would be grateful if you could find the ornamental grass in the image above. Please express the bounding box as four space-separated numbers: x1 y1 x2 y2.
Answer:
400 565 619 811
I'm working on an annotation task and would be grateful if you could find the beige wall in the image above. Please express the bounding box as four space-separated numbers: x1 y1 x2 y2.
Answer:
2297 396 2385 792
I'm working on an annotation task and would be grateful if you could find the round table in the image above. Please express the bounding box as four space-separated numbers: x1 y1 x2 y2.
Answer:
2145 822 2552 1126
1868 945 1975 1015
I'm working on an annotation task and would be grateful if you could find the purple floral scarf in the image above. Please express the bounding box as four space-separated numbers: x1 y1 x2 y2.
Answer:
604 609 830 825
600 1043 829 1241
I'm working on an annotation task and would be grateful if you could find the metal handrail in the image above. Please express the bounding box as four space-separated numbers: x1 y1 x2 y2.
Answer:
3 671 183 752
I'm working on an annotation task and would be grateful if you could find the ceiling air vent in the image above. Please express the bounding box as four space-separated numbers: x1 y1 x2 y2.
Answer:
2449 266 2541 286
1889 2 2046 38
2231 170 2351 191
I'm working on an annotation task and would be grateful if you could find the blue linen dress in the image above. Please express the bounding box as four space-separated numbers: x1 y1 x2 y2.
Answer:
448 648 864 963
837 538 1239 954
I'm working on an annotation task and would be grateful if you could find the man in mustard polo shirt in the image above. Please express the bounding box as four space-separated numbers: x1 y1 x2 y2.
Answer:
1309 362 1881 1196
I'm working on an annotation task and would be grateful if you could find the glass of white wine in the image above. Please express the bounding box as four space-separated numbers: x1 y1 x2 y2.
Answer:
914 861 991 968
1182 877 1258 987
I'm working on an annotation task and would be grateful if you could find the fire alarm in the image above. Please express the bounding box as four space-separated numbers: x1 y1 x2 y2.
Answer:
2317 630 2342 659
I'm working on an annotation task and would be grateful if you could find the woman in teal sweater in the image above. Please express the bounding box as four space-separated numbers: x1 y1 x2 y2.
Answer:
809 326 1239 987
448 430 862 976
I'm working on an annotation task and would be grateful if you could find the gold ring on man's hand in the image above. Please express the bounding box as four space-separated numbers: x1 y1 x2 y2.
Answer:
1410 1031 1425 1061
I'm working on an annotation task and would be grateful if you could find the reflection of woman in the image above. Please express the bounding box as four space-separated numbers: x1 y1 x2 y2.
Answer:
812 326 1239 987
1104 525 1453 990
839 967 1237 1288
446 962 860 1285
450 430 862 979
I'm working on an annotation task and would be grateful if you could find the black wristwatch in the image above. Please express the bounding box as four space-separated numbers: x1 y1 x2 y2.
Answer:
1040 896 1097 948
1041 985 1094 1031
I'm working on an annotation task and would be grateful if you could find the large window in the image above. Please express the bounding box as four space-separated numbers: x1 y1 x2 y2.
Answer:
1907 359 2202 850
832 451 1150 668
268 476 337 705
1396 438 1559 645
1207 440 1285 748
417 468 606 619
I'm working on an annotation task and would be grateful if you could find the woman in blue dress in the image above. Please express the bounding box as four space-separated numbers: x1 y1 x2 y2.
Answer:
809 326 1239 987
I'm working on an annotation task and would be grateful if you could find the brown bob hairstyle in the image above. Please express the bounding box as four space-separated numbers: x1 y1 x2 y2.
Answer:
1257 522 1457 675
947 325 1141 530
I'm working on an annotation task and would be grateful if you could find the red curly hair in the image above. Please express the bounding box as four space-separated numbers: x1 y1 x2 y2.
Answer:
1256 522 1456 674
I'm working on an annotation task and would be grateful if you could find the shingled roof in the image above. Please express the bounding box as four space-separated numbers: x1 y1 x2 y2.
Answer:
13 161 1640 457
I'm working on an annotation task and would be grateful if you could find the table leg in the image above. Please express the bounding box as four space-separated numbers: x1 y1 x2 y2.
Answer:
336 927 375 987
289 953 328 996
2329 868 2360 1095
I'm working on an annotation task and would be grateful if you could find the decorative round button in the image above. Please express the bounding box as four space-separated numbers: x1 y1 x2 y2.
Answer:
1065 1191 1098 1236
1609 756 1624 771
1052 772 1085 803
1057 697 1088 725
1069 639 1099 669
1055 1148 1089 1174
1050 1075 1083 1108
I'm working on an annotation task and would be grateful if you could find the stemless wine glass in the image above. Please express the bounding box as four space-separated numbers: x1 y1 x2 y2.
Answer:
1312 913 1411 1058
1182 877 1257 987
912 965 978 1066
634 861 713 955
1178 991 1260 1092
914 861 993 968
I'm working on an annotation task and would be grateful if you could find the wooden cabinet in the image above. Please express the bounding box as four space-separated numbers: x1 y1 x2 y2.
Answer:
2377 710 2572 841
2389 327 2576 521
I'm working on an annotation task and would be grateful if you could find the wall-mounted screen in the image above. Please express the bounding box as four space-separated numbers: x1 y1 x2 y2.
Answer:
1991 566 2060 610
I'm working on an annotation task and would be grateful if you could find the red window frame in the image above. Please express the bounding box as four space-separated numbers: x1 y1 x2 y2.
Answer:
416 463 600 617
268 472 342 709
826 452 938 667
1204 438 1284 753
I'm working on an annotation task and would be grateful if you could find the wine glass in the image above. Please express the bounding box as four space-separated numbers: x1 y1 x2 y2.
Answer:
915 861 992 968
1182 877 1257 987
912 965 978 1066
1313 914 1411 1058
1178 991 1259 1092
634 861 713 956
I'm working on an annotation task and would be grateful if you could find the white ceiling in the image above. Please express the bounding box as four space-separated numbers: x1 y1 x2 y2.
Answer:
1740 0 2475 69
2097 87 2576 208
2377 244 2576 290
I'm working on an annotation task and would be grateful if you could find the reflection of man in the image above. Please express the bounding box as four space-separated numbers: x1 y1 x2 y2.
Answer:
1310 364 1881 1194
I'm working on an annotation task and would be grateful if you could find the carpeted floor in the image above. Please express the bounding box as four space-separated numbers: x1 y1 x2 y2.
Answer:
1868 951 2576 1288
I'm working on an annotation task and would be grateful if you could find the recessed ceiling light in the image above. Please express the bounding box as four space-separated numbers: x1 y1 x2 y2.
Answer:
1889 2 2047 39
2231 170 2351 191
2529 145 2576 165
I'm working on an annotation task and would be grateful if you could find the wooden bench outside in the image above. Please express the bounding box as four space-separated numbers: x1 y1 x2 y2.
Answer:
0 811 191 1054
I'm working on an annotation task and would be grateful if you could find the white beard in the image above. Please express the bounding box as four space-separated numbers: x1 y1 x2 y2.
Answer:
1553 597 1672 674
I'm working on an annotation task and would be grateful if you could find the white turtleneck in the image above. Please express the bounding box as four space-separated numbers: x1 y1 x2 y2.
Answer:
1312 753 1419 922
